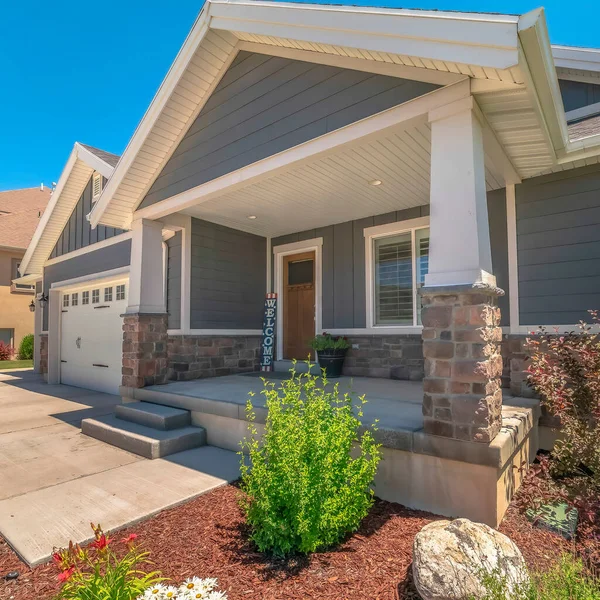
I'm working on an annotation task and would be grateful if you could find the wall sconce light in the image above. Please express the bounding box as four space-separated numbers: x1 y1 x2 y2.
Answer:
29 300 36 313
38 293 48 308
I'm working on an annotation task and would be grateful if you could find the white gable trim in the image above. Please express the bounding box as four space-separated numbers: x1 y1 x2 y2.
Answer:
19 142 116 278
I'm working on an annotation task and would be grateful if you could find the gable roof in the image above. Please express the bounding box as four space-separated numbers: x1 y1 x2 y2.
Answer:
0 187 51 251
89 0 600 230
19 142 120 277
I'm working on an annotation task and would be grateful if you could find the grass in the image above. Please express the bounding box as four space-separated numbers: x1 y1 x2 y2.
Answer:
0 359 33 370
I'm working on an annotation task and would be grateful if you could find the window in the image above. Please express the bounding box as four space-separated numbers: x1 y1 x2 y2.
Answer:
366 221 430 328
63 294 69 308
10 258 34 293
92 172 103 200
71 292 78 306
104 287 113 302
0 329 14 346
92 289 100 304
82 291 89 305
116 284 126 301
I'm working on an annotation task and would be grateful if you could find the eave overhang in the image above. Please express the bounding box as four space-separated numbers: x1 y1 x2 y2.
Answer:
19 143 116 278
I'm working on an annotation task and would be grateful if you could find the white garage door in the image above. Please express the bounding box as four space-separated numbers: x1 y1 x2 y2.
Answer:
60 279 128 395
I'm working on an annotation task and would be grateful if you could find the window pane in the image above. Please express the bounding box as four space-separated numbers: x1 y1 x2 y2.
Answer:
374 233 413 325
288 260 313 286
63 295 69 308
416 228 430 325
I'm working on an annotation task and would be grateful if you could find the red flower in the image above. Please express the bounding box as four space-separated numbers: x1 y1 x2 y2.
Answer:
90 534 110 550
58 567 75 583
120 533 138 545
52 552 63 566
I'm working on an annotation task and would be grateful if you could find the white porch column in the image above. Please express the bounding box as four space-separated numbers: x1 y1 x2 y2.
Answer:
33 290 43 373
126 218 166 314
425 96 495 288
421 96 503 444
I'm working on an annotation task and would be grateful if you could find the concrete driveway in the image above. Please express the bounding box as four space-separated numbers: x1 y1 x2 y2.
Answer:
0 370 239 566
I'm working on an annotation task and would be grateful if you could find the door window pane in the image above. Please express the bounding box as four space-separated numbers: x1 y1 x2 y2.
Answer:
63 295 69 308
288 260 313 285
374 233 413 325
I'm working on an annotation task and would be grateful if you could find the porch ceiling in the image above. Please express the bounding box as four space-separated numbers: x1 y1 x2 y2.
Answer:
181 119 504 237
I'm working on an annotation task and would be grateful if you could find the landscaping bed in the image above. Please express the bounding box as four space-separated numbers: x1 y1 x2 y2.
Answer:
0 483 575 600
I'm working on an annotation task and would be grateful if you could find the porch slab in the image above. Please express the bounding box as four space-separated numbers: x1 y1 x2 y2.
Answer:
123 374 538 526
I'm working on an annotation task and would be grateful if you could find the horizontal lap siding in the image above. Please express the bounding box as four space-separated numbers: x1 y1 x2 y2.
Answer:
272 194 509 329
516 164 600 325
190 218 266 329
42 240 131 330
139 51 438 208
50 176 127 259
167 232 182 329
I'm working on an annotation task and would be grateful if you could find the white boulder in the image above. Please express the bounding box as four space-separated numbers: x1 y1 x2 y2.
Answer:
412 518 529 600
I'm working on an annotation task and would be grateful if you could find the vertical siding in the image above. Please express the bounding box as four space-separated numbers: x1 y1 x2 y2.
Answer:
51 176 127 259
167 232 182 329
516 163 600 325
139 51 439 208
559 79 600 113
190 218 266 329
272 196 508 329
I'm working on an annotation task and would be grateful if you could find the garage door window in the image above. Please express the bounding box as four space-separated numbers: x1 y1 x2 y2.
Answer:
71 293 78 306
63 295 69 308
92 289 99 304
116 284 126 301
104 287 113 302
82 291 89 305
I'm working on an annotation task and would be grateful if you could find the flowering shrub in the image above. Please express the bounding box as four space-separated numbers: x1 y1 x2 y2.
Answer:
0 341 14 361
240 369 381 556
137 578 227 599
526 312 600 480
53 523 162 600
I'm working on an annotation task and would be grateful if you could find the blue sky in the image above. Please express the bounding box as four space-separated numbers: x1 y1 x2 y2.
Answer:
1 0 598 191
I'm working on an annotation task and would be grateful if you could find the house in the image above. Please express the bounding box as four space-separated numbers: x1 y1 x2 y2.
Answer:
17 1 600 525
0 185 51 351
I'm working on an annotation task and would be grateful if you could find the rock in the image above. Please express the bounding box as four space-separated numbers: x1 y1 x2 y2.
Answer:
412 519 529 600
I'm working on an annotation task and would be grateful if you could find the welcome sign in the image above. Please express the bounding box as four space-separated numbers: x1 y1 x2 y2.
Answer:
260 293 277 371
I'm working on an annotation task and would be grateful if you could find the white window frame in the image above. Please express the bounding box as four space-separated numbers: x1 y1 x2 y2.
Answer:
365 216 430 333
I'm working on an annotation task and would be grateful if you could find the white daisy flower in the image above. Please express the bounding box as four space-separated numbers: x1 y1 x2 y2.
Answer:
162 585 179 600
207 591 228 600
139 584 167 600
178 576 206 593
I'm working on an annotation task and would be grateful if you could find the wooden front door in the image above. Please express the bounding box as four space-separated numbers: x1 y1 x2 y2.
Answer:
283 252 315 360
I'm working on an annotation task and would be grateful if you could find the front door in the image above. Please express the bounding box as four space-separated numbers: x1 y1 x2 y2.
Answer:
283 252 315 360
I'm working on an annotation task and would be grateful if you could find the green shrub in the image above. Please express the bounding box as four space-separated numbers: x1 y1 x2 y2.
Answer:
478 554 600 600
239 368 381 556
309 332 351 352
18 334 34 360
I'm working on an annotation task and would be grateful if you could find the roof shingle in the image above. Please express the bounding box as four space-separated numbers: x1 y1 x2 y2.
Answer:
80 144 120 168
0 187 52 250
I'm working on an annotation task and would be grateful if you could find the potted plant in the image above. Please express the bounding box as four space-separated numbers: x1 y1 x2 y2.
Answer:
309 332 351 378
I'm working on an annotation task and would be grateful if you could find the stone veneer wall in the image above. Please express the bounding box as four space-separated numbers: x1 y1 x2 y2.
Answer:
342 335 424 380
501 334 535 398
39 333 48 375
167 335 261 381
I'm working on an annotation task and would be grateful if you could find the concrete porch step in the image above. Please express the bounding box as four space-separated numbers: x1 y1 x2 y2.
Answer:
115 402 191 430
81 415 206 459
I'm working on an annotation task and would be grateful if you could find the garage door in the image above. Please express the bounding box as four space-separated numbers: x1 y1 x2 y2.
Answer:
60 279 128 395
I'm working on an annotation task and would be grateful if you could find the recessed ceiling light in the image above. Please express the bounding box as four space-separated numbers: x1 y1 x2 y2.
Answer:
247 215 257 220
369 179 382 186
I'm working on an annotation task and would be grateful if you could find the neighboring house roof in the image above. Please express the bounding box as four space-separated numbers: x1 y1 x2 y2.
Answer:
18 142 120 278
568 115 600 141
0 187 51 251
89 0 600 230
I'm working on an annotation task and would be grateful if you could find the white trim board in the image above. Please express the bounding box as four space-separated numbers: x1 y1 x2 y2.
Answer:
273 237 323 361
325 327 423 336
505 184 520 334
44 232 133 267
167 329 262 336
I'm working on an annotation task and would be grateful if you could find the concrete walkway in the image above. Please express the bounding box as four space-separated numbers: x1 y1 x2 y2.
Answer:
0 371 240 566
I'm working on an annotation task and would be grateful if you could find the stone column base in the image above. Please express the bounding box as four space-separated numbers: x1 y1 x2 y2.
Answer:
39 333 48 375
421 284 504 443
122 313 168 388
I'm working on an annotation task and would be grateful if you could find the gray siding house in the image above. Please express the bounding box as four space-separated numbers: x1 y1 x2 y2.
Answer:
16 0 600 527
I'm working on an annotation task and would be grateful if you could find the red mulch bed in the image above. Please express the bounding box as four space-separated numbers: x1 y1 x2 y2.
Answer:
0 483 576 600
